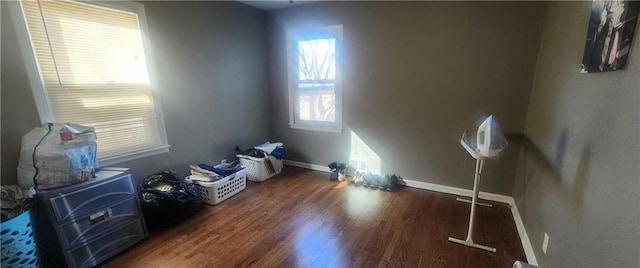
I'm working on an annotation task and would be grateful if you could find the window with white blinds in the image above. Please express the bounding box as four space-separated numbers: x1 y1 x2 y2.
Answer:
19 0 168 163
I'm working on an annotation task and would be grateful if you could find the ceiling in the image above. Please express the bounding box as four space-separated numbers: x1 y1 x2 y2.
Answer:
237 0 318 10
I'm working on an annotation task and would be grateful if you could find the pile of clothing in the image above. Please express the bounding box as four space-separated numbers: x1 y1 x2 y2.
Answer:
1 185 36 222
236 142 285 175
189 160 244 182
236 142 285 160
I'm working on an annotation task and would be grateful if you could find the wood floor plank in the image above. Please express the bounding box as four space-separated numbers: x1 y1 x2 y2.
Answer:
101 167 526 268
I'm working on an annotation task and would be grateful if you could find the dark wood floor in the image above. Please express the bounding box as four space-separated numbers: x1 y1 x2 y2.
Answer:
102 167 525 268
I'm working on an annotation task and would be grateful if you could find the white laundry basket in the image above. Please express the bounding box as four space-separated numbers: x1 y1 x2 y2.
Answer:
236 155 283 182
186 169 247 205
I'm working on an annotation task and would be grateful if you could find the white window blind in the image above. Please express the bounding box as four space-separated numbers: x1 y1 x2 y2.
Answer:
20 0 167 160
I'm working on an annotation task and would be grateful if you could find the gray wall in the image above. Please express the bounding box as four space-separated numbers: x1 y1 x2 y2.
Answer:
1 1 270 184
1 1 42 185
267 1 547 194
512 1 640 267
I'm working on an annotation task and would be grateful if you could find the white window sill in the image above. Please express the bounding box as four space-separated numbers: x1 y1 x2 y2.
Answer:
289 123 342 133
99 145 171 167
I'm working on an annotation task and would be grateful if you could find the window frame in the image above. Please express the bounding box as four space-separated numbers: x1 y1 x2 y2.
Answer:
8 0 170 166
286 24 343 133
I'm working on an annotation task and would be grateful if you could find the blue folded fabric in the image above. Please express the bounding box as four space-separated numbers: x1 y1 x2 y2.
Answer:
197 164 243 177
270 148 285 160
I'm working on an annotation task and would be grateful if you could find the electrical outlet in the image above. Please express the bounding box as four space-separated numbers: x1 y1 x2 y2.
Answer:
221 159 227 164
542 233 550 254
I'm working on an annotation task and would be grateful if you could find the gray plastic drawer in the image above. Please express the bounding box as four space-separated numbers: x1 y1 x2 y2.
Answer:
49 174 135 222
67 219 146 268
57 197 140 248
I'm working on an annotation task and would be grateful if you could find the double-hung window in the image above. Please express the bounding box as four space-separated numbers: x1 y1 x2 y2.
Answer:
287 25 343 132
11 0 169 165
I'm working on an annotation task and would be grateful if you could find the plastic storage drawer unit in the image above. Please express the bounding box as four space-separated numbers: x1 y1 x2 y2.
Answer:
56 197 141 248
33 168 148 268
48 175 137 222
66 219 146 268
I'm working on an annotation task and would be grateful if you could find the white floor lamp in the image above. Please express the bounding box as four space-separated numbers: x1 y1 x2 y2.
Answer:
448 115 507 252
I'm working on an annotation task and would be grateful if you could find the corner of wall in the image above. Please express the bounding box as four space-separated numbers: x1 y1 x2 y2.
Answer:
521 1 551 137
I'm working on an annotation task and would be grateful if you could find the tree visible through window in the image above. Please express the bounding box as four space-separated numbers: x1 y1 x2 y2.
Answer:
288 25 342 132
297 38 336 122
298 38 336 122
287 25 342 132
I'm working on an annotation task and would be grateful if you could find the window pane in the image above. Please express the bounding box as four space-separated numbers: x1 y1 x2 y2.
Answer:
298 38 336 81
298 83 335 122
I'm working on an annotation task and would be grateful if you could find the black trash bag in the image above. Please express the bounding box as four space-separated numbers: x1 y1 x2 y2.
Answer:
140 170 200 206
139 170 202 229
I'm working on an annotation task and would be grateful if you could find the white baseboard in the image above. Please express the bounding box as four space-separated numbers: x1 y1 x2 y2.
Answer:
282 159 538 265
400 178 515 204
283 160 331 172
399 178 536 264
510 200 538 266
